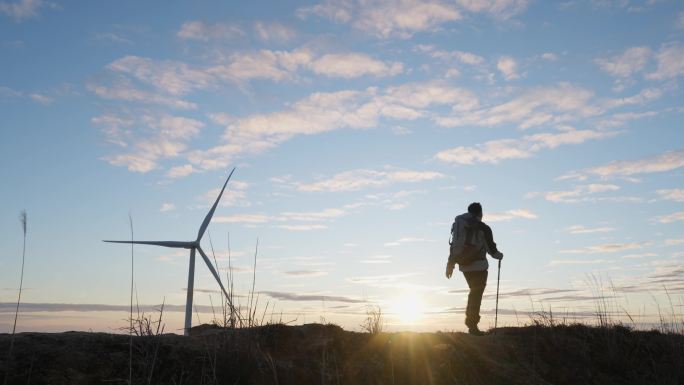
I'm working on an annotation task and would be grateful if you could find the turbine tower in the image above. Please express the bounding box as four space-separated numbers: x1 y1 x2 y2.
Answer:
105 168 235 336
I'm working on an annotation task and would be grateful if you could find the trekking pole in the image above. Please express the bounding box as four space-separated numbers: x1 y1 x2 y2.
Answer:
495 259 501 333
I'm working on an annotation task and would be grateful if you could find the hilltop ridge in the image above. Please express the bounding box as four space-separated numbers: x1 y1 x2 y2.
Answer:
1 323 683 385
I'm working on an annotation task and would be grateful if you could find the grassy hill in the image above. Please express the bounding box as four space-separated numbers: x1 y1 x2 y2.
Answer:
1 323 683 385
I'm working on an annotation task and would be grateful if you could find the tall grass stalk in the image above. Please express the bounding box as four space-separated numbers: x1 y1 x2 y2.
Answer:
227 233 235 327
10 210 27 343
4 210 27 385
248 238 259 327
360 305 384 334
129 213 134 385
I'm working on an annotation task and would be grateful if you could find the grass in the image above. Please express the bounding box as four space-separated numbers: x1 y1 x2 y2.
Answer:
360 305 385 334
3 210 27 385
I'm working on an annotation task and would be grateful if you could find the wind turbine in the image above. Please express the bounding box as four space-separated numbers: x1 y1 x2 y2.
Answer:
104 168 235 336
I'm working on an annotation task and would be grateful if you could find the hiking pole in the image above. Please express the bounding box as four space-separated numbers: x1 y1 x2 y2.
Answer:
494 259 501 333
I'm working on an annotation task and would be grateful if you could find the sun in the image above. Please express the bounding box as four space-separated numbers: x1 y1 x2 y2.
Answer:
391 295 425 324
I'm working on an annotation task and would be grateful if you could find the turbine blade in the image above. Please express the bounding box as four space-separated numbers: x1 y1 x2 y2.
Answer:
103 240 194 249
197 246 230 299
197 167 235 242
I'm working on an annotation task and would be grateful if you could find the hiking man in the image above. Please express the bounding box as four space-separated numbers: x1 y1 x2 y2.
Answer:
446 202 503 336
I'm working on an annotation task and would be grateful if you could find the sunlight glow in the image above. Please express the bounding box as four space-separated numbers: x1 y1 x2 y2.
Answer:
391 295 425 324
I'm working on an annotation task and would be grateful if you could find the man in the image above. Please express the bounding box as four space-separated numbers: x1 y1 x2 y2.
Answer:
446 202 503 336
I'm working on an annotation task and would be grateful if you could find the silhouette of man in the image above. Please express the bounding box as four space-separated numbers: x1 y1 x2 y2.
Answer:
446 202 503 336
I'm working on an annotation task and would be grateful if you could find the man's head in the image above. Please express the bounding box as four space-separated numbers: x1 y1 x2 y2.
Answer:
468 202 483 219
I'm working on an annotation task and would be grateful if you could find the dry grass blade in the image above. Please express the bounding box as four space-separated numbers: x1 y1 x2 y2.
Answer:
4 210 28 385
128 213 134 385
361 305 384 334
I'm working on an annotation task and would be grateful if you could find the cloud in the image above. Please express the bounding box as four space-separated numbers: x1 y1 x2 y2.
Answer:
384 237 430 247
541 52 558 61
210 48 313 82
455 0 529 19
355 0 462 38
0 302 193 313
486 209 537 222
392 126 412 135
497 56 519 80
347 189 424 211
602 87 663 111
87 80 197 110
296 0 353 23
0 0 52 21
91 113 134 147
678 11 684 29
415 45 494 80
434 138 530 164
435 129 619 165
474 287 580 299
646 43 684 80
548 259 613 266
261 291 365 303
166 164 197 178
528 183 621 203
29 92 52 105
177 21 245 41
200 180 250 207
1 86 56 106
620 252 657 259
92 32 133 45
214 214 271 223
347 273 417 287
417 45 486 66
665 238 684 246
100 49 403 104
98 78 473 175
99 115 204 172
298 0 462 38
383 81 480 111
283 270 328 277
296 168 444 192
361 255 392 264
587 150 684 178
253 21 296 42
565 225 615 234
308 53 403 78
107 55 216 96
656 189 684 202
214 208 345 229
596 110 658 128
186 83 462 172
435 82 600 129
0 85 22 98
653 211 684 224
560 242 647 254
277 224 328 231
595 46 651 78
160 203 176 212
279 208 346 221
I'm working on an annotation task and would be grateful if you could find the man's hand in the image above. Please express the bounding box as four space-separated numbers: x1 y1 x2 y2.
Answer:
446 262 455 279
493 251 504 260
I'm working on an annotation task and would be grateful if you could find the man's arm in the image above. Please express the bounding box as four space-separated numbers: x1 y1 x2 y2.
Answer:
471 221 500 256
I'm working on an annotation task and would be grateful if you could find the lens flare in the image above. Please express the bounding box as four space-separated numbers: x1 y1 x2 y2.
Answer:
391 295 425 324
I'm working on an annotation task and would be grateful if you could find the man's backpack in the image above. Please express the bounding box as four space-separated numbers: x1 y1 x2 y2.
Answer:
448 217 484 267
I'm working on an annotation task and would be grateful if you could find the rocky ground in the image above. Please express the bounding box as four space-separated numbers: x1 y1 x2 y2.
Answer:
1 323 683 385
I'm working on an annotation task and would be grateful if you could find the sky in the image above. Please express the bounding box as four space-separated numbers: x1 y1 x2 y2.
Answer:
1 0 683 334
